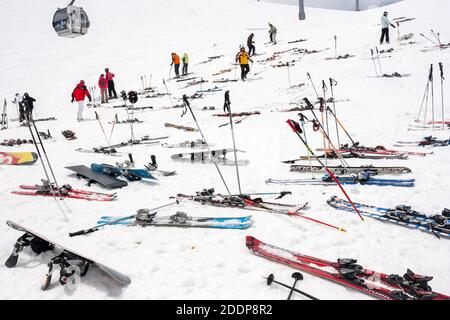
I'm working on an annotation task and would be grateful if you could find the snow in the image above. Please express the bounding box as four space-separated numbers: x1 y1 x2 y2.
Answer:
262 0 403 11
0 0 449 300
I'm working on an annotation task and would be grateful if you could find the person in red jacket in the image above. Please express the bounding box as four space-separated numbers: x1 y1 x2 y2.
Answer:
98 74 108 103
71 80 91 121
105 68 118 99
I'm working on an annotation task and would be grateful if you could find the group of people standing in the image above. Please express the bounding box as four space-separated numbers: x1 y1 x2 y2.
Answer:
13 93 36 124
171 52 189 78
70 68 117 121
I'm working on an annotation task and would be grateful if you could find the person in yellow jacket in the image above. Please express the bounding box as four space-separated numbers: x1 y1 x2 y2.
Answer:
235 47 253 81
182 53 189 76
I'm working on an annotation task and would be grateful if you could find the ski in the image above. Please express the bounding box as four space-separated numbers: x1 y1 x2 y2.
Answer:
290 164 412 175
164 123 198 132
213 111 261 117
395 136 450 147
246 236 450 300
161 139 210 149
283 152 408 162
266 173 415 187
95 212 253 229
317 146 431 157
327 196 450 239
174 191 345 232
12 181 116 201
170 149 245 162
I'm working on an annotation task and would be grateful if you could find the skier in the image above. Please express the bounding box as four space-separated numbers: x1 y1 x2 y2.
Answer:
22 93 36 122
171 53 181 78
247 33 255 56
98 74 108 103
268 23 277 44
105 68 118 99
380 11 396 45
13 93 25 123
182 53 189 76
71 80 91 121
235 47 253 81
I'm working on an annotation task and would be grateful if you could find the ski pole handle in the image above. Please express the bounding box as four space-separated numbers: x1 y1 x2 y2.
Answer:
69 228 98 237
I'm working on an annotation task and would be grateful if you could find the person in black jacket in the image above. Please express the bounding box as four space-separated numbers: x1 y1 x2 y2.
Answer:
247 33 255 56
22 93 36 121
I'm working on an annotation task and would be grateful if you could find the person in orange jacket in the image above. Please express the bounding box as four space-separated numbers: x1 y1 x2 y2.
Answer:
235 47 253 81
171 53 181 78
71 80 91 121
98 74 108 103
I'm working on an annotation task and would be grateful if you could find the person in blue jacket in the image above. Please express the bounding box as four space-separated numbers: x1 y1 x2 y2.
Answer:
380 11 396 45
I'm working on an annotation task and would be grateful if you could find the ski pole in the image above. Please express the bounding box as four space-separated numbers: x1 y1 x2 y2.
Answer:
287 62 292 88
162 78 174 107
182 95 231 195
420 33 438 46
439 62 445 131
69 201 179 237
265 274 319 300
94 111 110 146
329 78 342 147
305 98 349 168
417 65 433 121
370 49 379 77
287 272 303 300
224 91 242 194
431 29 442 46
140 76 144 91
326 106 356 146
299 114 314 178
169 64 173 81
287 119 363 221
334 35 337 58
322 81 331 143
108 113 118 144
431 63 435 132
375 47 383 76
306 72 320 98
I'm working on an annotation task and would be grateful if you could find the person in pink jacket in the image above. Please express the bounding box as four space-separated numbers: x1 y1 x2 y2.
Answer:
98 74 108 103
105 68 118 99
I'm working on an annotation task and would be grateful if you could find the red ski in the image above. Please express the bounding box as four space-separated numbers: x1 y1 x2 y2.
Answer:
246 236 450 300
12 184 116 201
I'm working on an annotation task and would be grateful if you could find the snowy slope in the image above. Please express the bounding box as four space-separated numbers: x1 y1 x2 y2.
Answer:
0 0 449 299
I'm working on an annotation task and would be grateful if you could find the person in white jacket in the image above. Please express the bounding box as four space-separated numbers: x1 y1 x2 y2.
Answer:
380 11 396 45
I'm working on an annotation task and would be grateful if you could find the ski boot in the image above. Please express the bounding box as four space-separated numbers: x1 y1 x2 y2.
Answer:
170 212 188 224
135 209 157 223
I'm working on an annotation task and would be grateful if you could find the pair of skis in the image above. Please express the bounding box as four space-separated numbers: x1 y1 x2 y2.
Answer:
289 164 411 175
327 196 450 239
246 236 449 300
12 182 117 201
267 172 415 187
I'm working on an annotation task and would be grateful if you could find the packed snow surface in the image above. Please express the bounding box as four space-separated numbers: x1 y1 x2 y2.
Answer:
0 0 449 299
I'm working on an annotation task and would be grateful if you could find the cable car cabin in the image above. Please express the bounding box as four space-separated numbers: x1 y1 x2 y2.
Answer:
52 5 90 38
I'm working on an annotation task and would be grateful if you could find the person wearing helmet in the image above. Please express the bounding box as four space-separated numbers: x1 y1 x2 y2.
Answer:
105 68 118 99
171 53 181 78
181 53 189 76
247 33 255 56
22 93 36 122
380 11 396 45
71 80 91 121
235 47 253 81
268 23 277 44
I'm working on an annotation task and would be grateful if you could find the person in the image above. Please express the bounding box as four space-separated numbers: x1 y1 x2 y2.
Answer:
105 68 118 99
171 52 181 78
380 11 396 45
71 80 91 121
13 93 25 123
268 23 277 44
98 74 108 103
247 33 255 56
22 93 36 121
235 47 252 81
181 53 189 76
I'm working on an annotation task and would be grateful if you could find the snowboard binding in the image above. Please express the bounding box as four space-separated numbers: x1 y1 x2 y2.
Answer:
5 233 54 268
42 251 91 290
135 209 157 223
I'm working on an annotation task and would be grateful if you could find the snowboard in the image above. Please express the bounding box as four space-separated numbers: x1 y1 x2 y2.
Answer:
90 163 158 181
65 165 128 189
5 220 131 290
0 151 38 165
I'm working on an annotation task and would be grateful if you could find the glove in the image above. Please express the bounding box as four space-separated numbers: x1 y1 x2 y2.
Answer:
71 98 74 103
391 24 396 28
89 98 92 102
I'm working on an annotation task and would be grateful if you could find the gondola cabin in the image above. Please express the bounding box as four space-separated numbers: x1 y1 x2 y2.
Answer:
52 4 90 38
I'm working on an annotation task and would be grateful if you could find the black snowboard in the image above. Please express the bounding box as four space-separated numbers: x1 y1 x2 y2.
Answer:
5 220 131 290
65 165 128 189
